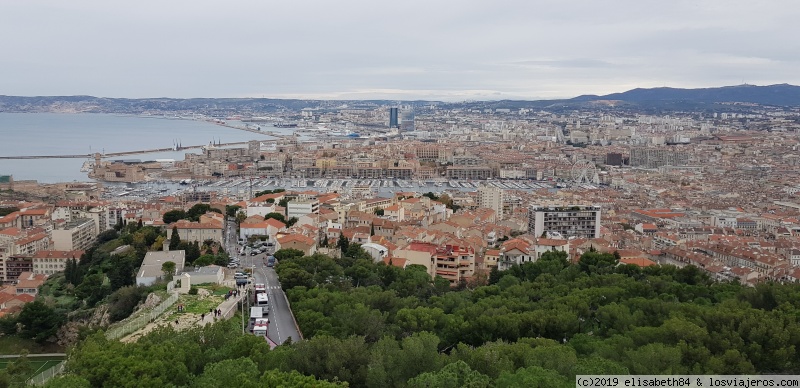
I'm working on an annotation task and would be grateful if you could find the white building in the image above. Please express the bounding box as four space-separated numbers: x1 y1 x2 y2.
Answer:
136 248 186 287
287 199 320 220
52 218 97 251
477 185 504 220
528 205 601 239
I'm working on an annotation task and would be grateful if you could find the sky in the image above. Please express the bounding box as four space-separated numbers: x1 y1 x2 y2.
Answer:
1 0 798 101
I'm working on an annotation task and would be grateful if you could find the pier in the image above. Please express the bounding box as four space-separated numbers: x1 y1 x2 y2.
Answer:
0 142 250 160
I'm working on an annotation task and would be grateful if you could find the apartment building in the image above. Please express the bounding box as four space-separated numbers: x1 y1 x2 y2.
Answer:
166 219 224 244
477 185 504 220
528 205 601 239
629 147 689 168
0 256 33 285
393 242 476 286
287 199 320 219
32 250 83 276
52 218 97 251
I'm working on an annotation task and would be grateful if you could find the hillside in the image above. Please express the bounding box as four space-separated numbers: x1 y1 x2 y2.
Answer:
572 83 800 106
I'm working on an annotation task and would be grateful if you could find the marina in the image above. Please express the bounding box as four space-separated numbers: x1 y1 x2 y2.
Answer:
99 178 559 201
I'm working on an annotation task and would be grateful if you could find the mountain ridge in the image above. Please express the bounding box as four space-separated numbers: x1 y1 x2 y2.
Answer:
1 84 799 113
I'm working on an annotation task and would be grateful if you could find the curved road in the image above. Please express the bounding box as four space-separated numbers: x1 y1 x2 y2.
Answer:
225 218 300 345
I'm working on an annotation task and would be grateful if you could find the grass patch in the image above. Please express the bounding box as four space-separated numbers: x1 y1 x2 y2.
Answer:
168 292 225 319
0 337 64 355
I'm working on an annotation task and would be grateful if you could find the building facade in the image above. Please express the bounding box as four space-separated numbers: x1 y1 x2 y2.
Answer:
528 205 601 239
52 218 97 251
477 185 504 220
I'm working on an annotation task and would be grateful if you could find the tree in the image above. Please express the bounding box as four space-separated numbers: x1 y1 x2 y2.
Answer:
186 203 218 222
264 212 286 223
337 232 349 253
278 198 290 208
162 261 176 281
64 257 82 286
322 234 329 247
163 209 187 224
578 251 618 274
187 241 201 263
374 208 384 216
286 217 298 227
16 301 65 343
225 205 242 218
108 256 135 290
169 226 181 250
195 254 215 267
274 248 304 262
114 216 124 231
0 207 19 217
194 358 261 388
236 211 247 225
0 351 33 388
408 360 491 388
107 286 147 322
97 229 119 244
494 366 570 388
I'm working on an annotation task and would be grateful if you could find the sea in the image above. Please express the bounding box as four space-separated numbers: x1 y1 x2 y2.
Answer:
0 113 279 183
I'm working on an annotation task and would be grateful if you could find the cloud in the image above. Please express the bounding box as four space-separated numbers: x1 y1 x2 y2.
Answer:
0 0 798 99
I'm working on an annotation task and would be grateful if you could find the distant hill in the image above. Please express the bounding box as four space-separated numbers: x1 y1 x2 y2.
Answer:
1 84 799 114
571 84 800 106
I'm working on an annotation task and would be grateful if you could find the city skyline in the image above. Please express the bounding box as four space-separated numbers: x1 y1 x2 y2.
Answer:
1 0 799 101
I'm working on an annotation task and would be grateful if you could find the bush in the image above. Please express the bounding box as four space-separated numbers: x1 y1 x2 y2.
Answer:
189 287 198 295
107 286 148 322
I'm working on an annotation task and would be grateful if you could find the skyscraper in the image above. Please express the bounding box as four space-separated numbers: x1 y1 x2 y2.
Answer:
389 107 399 128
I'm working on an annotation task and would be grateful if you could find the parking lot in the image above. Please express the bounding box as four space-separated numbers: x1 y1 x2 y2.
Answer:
228 239 276 270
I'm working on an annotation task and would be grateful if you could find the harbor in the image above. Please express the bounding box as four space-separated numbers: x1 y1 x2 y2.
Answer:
98 177 566 201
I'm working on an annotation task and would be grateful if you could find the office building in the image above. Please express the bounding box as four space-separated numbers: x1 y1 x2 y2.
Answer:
400 109 415 132
389 107 399 128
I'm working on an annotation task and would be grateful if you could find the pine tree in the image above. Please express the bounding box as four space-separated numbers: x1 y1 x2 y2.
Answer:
337 231 349 253
169 226 181 250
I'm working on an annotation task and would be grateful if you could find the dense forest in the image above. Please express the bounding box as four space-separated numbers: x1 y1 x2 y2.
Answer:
32 244 800 387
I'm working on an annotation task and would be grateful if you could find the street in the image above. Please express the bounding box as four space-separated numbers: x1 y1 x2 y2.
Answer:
225 216 301 345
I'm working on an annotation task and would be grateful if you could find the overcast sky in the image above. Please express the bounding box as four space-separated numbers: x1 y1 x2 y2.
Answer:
1 0 798 101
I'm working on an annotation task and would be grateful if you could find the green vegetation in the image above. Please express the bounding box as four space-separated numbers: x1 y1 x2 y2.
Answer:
44 319 343 387
422 191 460 211
253 188 285 198
0 222 166 347
17 245 800 386
163 204 221 224
0 353 65 387
0 337 62 355
0 207 19 217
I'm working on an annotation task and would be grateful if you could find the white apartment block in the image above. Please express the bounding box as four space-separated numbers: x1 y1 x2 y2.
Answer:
528 205 601 239
52 218 97 251
477 185 504 220
287 199 320 220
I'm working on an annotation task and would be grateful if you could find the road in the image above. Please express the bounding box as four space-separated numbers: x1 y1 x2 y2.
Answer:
224 217 301 345
253 264 301 345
